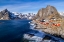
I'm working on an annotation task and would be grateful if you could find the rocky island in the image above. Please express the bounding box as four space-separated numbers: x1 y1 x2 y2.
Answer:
32 5 64 38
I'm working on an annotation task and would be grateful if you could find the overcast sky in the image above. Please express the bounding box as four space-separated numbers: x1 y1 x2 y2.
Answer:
0 0 64 13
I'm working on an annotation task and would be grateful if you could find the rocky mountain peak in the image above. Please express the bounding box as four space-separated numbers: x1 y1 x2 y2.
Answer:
34 5 62 20
46 5 51 7
2 9 9 13
4 9 8 11
0 9 10 20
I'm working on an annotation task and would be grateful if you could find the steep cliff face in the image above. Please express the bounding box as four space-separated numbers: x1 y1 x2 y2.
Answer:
34 5 61 20
0 9 18 20
0 9 10 20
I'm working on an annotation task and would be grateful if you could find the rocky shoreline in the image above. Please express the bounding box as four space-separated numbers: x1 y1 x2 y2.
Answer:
32 19 64 38
23 20 64 42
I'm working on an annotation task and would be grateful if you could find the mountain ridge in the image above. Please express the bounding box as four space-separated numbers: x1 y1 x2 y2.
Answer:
33 5 62 20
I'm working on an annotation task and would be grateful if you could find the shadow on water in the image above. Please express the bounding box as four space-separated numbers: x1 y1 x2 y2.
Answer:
0 20 31 42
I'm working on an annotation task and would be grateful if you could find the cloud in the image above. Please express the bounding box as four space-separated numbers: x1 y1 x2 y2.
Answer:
0 0 64 14
0 2 43 13
0 4 30 12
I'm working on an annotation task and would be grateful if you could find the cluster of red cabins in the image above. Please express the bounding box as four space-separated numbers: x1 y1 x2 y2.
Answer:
39 19 60 27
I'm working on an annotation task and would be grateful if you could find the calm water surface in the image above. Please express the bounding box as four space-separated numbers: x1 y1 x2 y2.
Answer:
0 20 31 42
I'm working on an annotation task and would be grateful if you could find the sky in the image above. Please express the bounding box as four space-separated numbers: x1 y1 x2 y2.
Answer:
0 0 64 14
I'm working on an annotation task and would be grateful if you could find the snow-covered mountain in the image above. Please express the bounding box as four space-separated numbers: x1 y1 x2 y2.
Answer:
12 12 36 20
0 9 16 20
0 9 36 20
59 12 64 16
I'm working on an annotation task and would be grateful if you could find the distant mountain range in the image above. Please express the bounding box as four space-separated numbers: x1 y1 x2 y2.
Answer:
59 12 64 16
0 8 63 20
0 9 35 20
